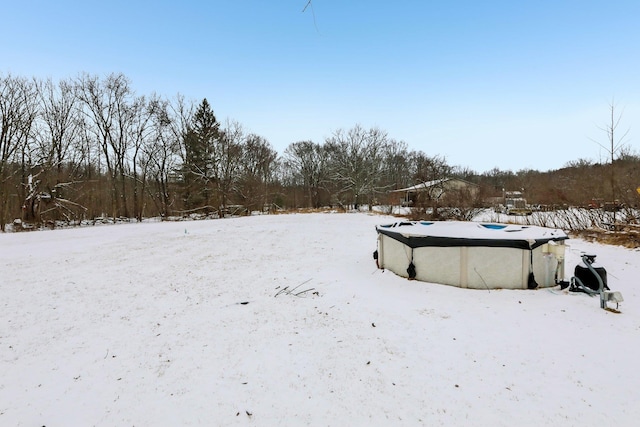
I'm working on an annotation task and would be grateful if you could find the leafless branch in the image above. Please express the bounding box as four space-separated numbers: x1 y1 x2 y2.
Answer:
302 0 319 33
274 279 315 298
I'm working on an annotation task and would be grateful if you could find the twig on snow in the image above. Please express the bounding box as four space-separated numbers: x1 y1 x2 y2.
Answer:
274 278 316 297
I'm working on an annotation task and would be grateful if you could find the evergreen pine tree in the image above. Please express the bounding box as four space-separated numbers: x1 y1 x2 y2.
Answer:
182 99 220 211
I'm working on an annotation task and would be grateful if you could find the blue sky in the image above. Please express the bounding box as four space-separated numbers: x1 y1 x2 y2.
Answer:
3 1 640 173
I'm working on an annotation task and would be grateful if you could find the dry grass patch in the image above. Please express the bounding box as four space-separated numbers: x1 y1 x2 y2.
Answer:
572 227 640 248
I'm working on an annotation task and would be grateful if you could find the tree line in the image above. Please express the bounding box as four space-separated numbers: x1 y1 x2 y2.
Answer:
2 72 639 231
0 72 465 231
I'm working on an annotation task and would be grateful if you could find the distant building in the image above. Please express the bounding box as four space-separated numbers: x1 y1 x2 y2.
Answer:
492 190 533 215
391 178 479 207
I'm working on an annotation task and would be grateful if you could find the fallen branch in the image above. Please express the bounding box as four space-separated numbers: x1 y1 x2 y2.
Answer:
274 279 315 298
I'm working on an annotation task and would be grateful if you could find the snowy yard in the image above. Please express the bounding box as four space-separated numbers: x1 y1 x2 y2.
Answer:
1 212 639 426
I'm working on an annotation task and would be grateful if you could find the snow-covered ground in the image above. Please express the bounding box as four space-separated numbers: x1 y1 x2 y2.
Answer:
1 212 639 426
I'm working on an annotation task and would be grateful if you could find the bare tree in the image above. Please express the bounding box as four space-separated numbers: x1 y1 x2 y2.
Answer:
127 94 160 221
142 96 181 218
591 100 630 204
382 139 411 188
76 72 136 219
325 125 390 210
410 151 452 184
36 77 82 183
0 74 38 231
238 134 278 212
283 140 328 208
26 77 87 225
216 120 244 216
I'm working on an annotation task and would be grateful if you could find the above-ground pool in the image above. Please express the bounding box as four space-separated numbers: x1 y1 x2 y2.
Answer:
375 221 568 289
